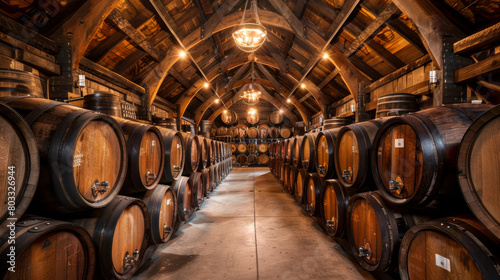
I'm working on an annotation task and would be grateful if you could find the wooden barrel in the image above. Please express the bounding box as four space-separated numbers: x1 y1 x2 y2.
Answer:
230 143 237 153
0 217 95 279
258 154 269 164
236 124 248 138
201 168 210 197
281 139 289 163
269 111 283 125
0 102 39 229
135 185 177 244
458 105 500 240
153 117 177 130
197 136 208 169
258 143 268 153
376 93 418 118
228 126 238 138
190 172 205 207
221 110 238 125
320 179 353 237
205 138 215 166
315 128 341 178
247 143 257 153
180 132 200 175
270 127 280 139
74 196 149 279
283 164 290 191
323 117 352 130
371 104 493 207
0 69 44 97
247 127 258 138
294 169 308 204
237 143 247 153
83 93 123 118
399 216 500 280
346 191 424 272
293 136 304 167
248 154 257 165
246 113 260 125
114 118 164 193
280 127 292 139
232 154 237 164
172 176 194 222
237 154 248 164
305 173 323 217
258 124 269 138
334 119 386 191
0 96 127 212
181 124 196 134
216 126 228 136
157 127 185 183
207 165 215 192
300 132 318 172
201 120 212 136
285 165 295 194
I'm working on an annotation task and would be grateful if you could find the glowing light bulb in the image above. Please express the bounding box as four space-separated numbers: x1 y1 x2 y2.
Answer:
179 51 187 58
323 53 329 59
301 83 306 89
204 82 209 88
287 99 291 103
279 109 283 113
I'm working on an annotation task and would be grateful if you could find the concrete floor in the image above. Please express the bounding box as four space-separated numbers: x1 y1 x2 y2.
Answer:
133 167 374 280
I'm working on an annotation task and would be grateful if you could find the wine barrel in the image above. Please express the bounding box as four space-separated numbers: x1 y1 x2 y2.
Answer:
232 154 237 164
157 127 185 183
172 176 194 222
247 127 258 138
237 143 247 153
201 120 212 137
236 124 248 138
399 216 500 280
181 124 195 134
321 179 354 237
371 104 493 207
346 191 426 272
258 124 269 138
246 113 260 125
201 168 210 197
0 217 95 279
0 102 39 231
335 119 387 191
247 143 257 153
0 69 44 97
114 118 164 193
323 117 352 130
286 137 297 163
376 93 418 118
282 139 289 163
207 166 215 192
135 185 177 244
315 128 341 178
269 111 283 125
74 196 149 279
230 143 237 153
216 126 228 136
294 169 308 204
305 173 323 217
205 139 215 166
270 127 280 139
180 132 200 175
300 132 318 172
293 136 304 167
458 105 500 240
221 110 238 125
237 154 248 164
280 127 292 139
258 154 269 164
190 172 205 207
283 164 290 191
197 136 208 169
228 126 238 138
0 97 127 212
258 143 268 153
210 164 219 187
248 154 257 165
153 117 177 130
83 93 123 118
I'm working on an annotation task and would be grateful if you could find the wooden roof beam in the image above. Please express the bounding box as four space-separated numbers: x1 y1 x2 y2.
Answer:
454 22 500 55
386 19 427 54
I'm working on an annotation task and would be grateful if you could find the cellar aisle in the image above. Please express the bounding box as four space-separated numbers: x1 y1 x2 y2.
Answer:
133 167 373 280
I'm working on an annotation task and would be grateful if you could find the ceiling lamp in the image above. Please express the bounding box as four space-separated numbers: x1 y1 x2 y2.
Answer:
232 0 267 53
241 61 261 105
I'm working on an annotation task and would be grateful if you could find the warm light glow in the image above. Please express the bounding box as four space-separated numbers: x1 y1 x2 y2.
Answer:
279 109 283 113
223 109 227 113
179 51 187 58
301 83 306 89
233 24 267 53
322 53 329 59
248 108 257 115
287 98 291 103
215 99 219 104
241 86 260 105
204 82 210 88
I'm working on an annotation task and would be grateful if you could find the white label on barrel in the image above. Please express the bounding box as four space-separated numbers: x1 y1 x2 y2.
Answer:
435 254 451 272
395 138 404 148
152 140 155 146
73 154 84 167
177 144 180 149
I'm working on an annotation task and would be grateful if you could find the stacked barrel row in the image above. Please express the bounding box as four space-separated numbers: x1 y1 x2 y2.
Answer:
269 104 500 279
0 96 232 279
216 124 292 139
231 141 270 165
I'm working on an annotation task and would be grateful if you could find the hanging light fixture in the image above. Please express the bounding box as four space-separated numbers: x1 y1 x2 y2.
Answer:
241 61 261 105
232 0 267 53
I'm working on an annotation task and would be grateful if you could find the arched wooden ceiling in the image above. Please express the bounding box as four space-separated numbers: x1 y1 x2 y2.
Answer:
4 0 498 124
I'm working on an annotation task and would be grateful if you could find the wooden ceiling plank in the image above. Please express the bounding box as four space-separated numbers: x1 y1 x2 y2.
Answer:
113 49 148 74
364 40 405 69
454 22 500 55
386 18 427 54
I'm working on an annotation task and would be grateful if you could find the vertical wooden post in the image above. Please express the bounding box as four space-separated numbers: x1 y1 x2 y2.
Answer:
176 104 182 132
49 35 74 101
355 84 370 123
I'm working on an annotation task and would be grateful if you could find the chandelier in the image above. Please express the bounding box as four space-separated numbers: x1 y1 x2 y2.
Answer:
241 61 261 105
232 0 267 53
